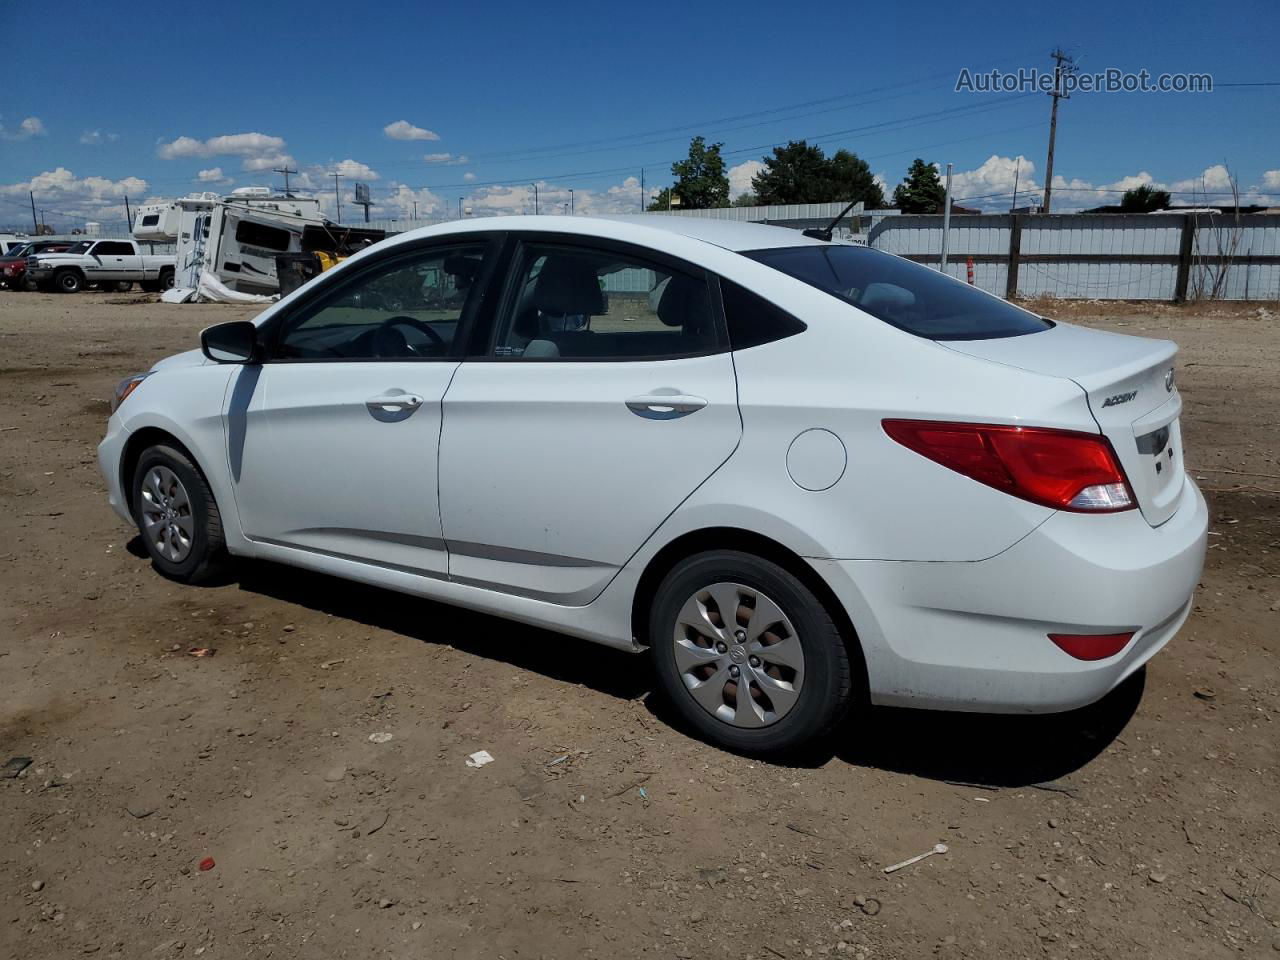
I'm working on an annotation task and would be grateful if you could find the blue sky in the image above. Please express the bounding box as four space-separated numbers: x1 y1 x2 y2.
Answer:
2 0 1277 230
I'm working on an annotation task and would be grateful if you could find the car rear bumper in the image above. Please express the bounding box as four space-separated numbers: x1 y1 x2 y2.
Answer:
812 476 1208 713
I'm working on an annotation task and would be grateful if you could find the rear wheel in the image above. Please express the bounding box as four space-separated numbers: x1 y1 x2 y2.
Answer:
113 280 133 293
54 269 82 294
158 268 175 290
131 444 227 583
650 550 856 754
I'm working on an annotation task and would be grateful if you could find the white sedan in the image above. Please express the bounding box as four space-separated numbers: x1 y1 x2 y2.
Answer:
99 215 1208 753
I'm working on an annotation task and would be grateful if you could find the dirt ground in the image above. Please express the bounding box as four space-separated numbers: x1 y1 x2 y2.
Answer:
1 290 1277 960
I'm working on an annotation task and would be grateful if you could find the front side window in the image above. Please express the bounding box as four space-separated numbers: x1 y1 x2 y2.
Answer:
746 245 1052 341
275 244 489 360
67 241 93 254
493 243 720 360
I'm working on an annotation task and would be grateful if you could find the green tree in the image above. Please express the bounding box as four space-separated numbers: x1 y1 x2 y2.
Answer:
751 140 831 204
732 192 758 207
892 158 946 213
670 136 729 210
1119 184 1171 212
826 149 885 208
646 186 674 212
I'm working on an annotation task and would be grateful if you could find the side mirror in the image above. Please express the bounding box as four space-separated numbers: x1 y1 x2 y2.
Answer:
200 320 260 364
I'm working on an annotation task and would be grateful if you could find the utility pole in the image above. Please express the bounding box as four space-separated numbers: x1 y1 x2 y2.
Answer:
30 190 38 233
330 172 343 223
940 162 953 270
1042 48 1075 214
569 188 574 215
412 199 418 219
458 197 463 219
273 164 299 197
1010 157 1021 212
531 183 539 215
639 168 645 211
124 195 132 229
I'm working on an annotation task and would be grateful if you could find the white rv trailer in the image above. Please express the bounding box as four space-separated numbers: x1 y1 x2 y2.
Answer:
133 188 381 298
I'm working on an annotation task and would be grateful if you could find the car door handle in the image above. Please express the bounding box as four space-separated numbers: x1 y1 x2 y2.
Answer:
625 392 707 420
366 392 424 415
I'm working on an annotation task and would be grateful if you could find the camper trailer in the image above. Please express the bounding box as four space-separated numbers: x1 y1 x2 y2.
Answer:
133 189 383 300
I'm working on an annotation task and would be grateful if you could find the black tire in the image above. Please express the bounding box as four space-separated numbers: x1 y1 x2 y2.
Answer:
158 268 175 290
131 444 228 584
54 269 82 294
114 280 133 293
650 550 857 755
140 280 160 293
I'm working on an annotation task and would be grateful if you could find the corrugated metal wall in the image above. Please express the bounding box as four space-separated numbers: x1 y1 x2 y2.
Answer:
868 213 1280 300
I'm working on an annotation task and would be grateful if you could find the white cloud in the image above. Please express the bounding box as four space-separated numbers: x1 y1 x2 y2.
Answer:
157 132 293 172
378 183 447 219
332 159 380 181
946 154 1040 209
423 152 469 165
79 129 119 145
462 172 476 182
464 176 654 217
0 167 147 228
384 120 440 141
1264 170 1280 190
727 160 765 200
197 167 231 185
0 116 46 141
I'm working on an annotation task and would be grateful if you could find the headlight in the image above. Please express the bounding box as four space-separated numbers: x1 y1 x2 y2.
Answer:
111 373 151 412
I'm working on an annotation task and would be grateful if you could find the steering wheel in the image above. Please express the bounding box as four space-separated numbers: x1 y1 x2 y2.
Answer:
377 315 446 357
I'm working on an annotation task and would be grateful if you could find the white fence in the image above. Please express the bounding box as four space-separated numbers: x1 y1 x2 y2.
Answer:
867 213 1280 301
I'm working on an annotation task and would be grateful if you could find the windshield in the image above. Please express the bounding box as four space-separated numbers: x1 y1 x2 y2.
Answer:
5 244 31 259
66 241 93 254
746 245 1052 341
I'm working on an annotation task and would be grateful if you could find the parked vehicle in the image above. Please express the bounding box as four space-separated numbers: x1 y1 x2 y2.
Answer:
0 240 73 290
27 239 175 293
98 216 1207 753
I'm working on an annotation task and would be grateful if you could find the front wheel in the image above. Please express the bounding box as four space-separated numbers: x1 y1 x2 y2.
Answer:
131 444 228 583
54 269 82 294
649 550 857 755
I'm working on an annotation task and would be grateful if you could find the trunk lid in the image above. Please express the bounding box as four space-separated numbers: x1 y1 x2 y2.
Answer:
942 322 1184 526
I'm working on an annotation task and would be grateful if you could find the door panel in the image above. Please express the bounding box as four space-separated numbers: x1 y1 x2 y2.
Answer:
438 354 741 603
231 362 458 576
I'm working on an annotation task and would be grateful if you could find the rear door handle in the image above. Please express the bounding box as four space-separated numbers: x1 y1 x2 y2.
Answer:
366 392 424 416
625 392 707 420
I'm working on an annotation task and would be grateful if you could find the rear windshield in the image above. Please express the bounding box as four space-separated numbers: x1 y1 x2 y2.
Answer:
746 245 1051 341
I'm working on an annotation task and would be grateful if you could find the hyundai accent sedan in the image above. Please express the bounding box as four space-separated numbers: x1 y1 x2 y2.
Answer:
99 215 1207 753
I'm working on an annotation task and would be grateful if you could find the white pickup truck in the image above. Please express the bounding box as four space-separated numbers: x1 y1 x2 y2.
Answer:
27 239 176 293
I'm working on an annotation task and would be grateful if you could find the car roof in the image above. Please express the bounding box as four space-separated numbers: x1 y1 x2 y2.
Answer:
379 214 827 255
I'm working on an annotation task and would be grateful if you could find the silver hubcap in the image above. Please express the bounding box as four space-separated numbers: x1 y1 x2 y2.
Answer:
140 465 194 563
672 582 805 728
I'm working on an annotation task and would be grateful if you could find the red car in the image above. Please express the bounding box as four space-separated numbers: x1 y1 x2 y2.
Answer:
0 240 73 290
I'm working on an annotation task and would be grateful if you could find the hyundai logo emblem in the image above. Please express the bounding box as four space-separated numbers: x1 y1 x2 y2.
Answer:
1165 368 1175 392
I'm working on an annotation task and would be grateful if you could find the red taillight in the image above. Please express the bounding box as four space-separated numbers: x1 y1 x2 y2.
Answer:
882 419 1134 512
1048 631 1135 661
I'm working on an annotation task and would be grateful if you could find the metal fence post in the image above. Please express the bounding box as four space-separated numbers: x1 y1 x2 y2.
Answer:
1005 215 1022 300
1174 213 1196 302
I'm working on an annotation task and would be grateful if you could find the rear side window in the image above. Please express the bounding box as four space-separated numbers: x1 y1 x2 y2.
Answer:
746 245 1051 341
492 243 722 360
719 279 807 350
95 241 135 255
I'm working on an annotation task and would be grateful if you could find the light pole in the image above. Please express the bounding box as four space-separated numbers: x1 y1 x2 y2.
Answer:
531 183 539 215
413 199 418 219
568 188 574 215
458 197 463 219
